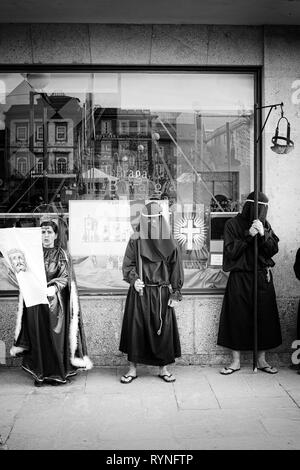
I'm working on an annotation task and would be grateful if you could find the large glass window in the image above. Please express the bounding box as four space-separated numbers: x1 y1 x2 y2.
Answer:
0 70 256 294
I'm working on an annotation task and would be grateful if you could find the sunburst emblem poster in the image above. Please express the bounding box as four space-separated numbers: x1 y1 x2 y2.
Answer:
174 212 207 251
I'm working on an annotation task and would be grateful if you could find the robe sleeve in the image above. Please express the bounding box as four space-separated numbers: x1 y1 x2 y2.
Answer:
48 250 69 292
122 238 139 285
258 223 279 258
294 248 300 281
223 220 252 262
168 247 184 301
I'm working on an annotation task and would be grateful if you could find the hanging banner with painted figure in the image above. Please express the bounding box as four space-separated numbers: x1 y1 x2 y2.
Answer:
0 228 48 307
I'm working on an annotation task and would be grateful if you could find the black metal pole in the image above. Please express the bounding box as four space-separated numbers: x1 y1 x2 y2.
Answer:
42 94 48 204
253 103 258 372
252 101 282 372
29 91 34 203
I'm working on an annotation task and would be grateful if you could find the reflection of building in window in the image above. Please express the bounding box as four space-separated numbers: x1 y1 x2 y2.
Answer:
36 157 43 174
119 141 130 154
100 141 112 156
35 123 43 141
100 164 112 175
17 157 27 175
16 123 28 142
4 91 81 211
210 194 231 212
158 146 165 157
56 156 67 174
101 120 112 134
137 119 148 135
55 123 68 142
119 120 129 135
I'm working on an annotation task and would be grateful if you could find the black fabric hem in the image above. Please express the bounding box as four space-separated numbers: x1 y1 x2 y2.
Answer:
21 365 68 384
120 351 180 367
217 341 282 351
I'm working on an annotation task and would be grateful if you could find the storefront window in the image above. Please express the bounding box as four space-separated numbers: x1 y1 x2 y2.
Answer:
0 70 256 294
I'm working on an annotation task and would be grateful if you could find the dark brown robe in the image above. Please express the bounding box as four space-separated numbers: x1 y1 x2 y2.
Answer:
119 237 183 366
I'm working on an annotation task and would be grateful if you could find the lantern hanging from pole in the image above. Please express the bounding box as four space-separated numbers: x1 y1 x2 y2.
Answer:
270 106 294 155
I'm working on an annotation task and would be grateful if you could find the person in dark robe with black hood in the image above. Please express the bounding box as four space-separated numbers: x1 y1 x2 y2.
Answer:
119 201 184 383
217 191 282 375
293 248 300 372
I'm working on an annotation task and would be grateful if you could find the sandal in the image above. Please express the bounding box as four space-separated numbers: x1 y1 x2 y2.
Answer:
120 374 137 384
258 366 278 374
220 367 241 375
158 373 176 383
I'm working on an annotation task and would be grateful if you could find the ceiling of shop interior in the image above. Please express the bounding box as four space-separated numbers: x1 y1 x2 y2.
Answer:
0 0 300 24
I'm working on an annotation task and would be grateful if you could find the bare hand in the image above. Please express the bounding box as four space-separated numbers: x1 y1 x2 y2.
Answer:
47 285 56 297
168 299 179 308
252 219 264 236
249 225 258 237
134 278 145 293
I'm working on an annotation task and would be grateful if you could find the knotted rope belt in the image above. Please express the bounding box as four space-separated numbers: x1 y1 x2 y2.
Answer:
144 284 170 336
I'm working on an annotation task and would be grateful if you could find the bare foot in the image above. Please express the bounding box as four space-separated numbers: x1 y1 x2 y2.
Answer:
158 366 176 382
220 362 240 375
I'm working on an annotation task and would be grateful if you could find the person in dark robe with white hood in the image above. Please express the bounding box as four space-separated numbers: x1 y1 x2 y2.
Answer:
217 191 282 375
119 201 184 383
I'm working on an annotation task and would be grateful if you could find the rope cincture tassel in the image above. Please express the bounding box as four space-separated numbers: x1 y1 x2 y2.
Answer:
144 283 165 336
157 285 163 336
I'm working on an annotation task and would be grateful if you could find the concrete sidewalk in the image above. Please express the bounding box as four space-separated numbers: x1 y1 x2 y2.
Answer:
1 365 300 450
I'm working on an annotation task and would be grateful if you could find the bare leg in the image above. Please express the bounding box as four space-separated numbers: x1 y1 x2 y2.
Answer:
127 361 137 377
158 365 176 382
220 350 241 375
257 351 278 373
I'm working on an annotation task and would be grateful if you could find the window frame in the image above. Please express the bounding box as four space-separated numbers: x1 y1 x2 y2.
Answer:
0 65 262 296
16 156 27 175
35 123 43 142
55 122 68 142
55 154 68 174
119 119 130 136
15 122 28 143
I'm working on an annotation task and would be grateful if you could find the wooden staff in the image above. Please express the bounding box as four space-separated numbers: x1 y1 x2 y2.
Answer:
137 239 143 297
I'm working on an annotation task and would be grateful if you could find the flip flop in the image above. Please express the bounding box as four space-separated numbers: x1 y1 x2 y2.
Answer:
258 366 278 374
120 375 138 384
158 373 176 383
220 367 241 375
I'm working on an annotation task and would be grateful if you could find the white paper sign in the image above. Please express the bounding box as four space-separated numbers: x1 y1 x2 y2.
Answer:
0 228 48 307
69 200 134 257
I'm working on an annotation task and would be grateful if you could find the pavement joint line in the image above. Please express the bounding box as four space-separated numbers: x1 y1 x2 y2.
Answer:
83 370 88 394
173 383 180 412
278 382 300 409
205 375 222 410
258 417 273 437
3 391 33 449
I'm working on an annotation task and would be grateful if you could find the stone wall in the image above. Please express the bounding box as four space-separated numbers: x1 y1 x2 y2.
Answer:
0 295 297 366
0 24 263 65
